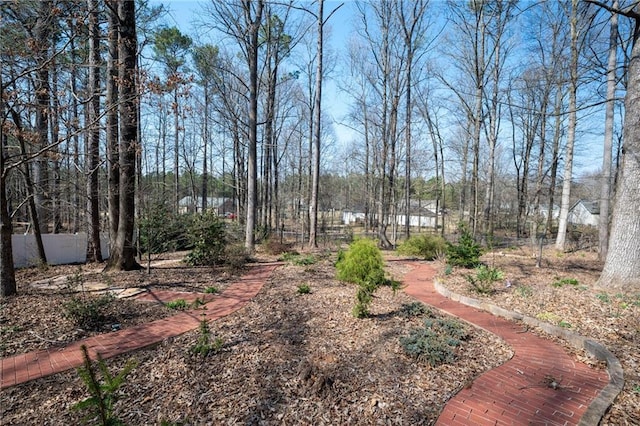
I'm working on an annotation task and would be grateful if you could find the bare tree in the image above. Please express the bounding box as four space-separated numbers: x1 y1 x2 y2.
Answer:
598 0 618 260
588 0 640 289
555 0 581 250
86 0 102 262
308 0 325 248
205 0 265 253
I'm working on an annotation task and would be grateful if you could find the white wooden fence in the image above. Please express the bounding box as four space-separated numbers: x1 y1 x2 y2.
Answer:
11 233 110 268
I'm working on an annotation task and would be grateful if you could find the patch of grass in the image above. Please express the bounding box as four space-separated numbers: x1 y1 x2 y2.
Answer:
516 285 533 298
400 317 469 367
596 293 611 304
536 311 562 324
552 277 579 288
204 286 219 294
297 283 311 294
166 299 188 310
558 320 572 329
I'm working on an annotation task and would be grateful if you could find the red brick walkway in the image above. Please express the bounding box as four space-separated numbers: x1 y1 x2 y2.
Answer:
403 262 610 426
0 263 278 390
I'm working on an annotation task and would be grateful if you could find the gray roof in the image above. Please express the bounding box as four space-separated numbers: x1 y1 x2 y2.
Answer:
571 200 600 215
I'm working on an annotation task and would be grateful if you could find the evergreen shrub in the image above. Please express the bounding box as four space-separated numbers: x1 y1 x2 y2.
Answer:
446 224 482 268
397 234 447 260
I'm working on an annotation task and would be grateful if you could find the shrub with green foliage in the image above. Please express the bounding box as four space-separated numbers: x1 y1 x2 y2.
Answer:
184 210 226 266
400 317 469 367
397 234 447 260
139 203 190 254
297 283 311 294
466 265 504 294
190 316 223 357
336 239 386 286
73 345 137 426
399 302 432 318
63 294 115 331
336 239 399 318
446 224 482 268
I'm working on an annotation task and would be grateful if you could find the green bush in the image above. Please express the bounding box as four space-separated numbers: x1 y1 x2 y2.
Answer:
190 317 223 357
400 317 469 367
399 302 432 318
446 224 482 268
336 239 386 286
297 283 311 294
397 235 447 260
63 294 115 331
184 211 227 266
139 203 190 254
466 265 503 294
336 239 398 318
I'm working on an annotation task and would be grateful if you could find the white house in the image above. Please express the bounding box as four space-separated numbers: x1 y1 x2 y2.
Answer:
342 208 439 228
568 200 600 227
178 196 232 215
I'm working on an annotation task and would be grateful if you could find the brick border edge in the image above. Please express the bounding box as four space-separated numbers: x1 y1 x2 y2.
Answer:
433 280 624 426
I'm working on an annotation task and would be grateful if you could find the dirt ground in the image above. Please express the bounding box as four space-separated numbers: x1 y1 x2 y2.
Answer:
1 245 638 425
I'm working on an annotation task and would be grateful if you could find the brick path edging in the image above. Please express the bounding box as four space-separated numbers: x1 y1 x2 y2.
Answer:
434 279 624 425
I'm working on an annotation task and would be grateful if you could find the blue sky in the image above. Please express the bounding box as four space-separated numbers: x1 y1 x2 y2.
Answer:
149 0 358 150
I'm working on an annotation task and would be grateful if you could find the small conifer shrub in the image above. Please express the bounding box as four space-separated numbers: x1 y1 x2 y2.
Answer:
336 239 399 318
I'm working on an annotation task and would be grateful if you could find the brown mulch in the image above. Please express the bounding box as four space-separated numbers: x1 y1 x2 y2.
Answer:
439 245 640 426
2 245 638 425
1 251 512 425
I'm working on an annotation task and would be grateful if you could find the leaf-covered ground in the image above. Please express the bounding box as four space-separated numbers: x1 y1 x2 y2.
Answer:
440 245 640 426
2 245 637 425
1 251 511 425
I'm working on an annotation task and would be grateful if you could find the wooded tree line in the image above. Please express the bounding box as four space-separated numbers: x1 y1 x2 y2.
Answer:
2 0 640 296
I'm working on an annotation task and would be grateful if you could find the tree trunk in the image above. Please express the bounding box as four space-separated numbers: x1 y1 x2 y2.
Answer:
105 0 140 271
106 0 119 251
555 0 579 250
599 2 618 261
201 83 209 213
245 0 264 253
33 0 52 235
309 0 323 249
9 109 47 264
173 87 180 214
86 0 102 263
598 12 640 289
1 72 17 297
